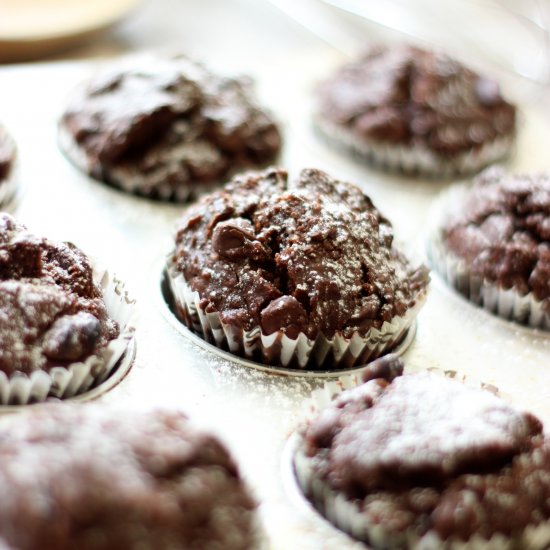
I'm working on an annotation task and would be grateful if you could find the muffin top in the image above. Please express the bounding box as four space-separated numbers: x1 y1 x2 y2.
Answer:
317 45 516 156
0 126 15 183
0 214 118 375
0 405 258 550
303 371 549 541
443 168 550 306
61 55 281 195
173 167 429 339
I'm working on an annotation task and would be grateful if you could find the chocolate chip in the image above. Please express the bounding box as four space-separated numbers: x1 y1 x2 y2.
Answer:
211 218 268 261
43 312 101 362
260 295 308 338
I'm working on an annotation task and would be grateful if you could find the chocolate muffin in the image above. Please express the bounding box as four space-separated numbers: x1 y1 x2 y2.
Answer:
0 125 17 206
168 167 429 369
316 44 517 177
431 167 550 329
0 405 260 550
295 365 550 548
59 55 282 201
0 213 129 404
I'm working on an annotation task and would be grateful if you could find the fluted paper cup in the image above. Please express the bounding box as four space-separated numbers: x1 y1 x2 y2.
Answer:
315 116 515 179
166 257 426 371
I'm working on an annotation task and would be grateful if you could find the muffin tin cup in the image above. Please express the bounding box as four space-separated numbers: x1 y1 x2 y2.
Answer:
315 116 515 179
58 125 221 203
427 184 550 330
286 368 550 550
165 258 427 371
0 267 137 405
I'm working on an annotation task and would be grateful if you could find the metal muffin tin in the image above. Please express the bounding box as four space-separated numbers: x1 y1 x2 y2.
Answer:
0 4 549 547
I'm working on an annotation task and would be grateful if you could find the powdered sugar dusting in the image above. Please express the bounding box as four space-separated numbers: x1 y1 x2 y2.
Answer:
319 372 541 487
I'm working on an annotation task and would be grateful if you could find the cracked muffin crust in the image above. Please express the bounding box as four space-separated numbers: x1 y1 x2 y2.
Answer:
169 167 429 368
0 213 118 376
59 55 281 201
0 405 259 550
316 45 517 177
296 369 550 548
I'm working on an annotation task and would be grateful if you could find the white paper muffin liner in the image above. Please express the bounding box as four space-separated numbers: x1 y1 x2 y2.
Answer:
166 258 427 370
315 116 515 179
0 137 19 212
58 125 218 203
0 267 137 405
0 167 19 212
290 368 550 549
426 184 550 330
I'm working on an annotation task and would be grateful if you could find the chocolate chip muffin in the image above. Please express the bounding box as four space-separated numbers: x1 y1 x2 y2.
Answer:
430 167 550 329
0 405 260 550
168 167 429 369
0 213 129 404
295 367 550 548
316 45 517 177
0 125 17 206
59 54 282 201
